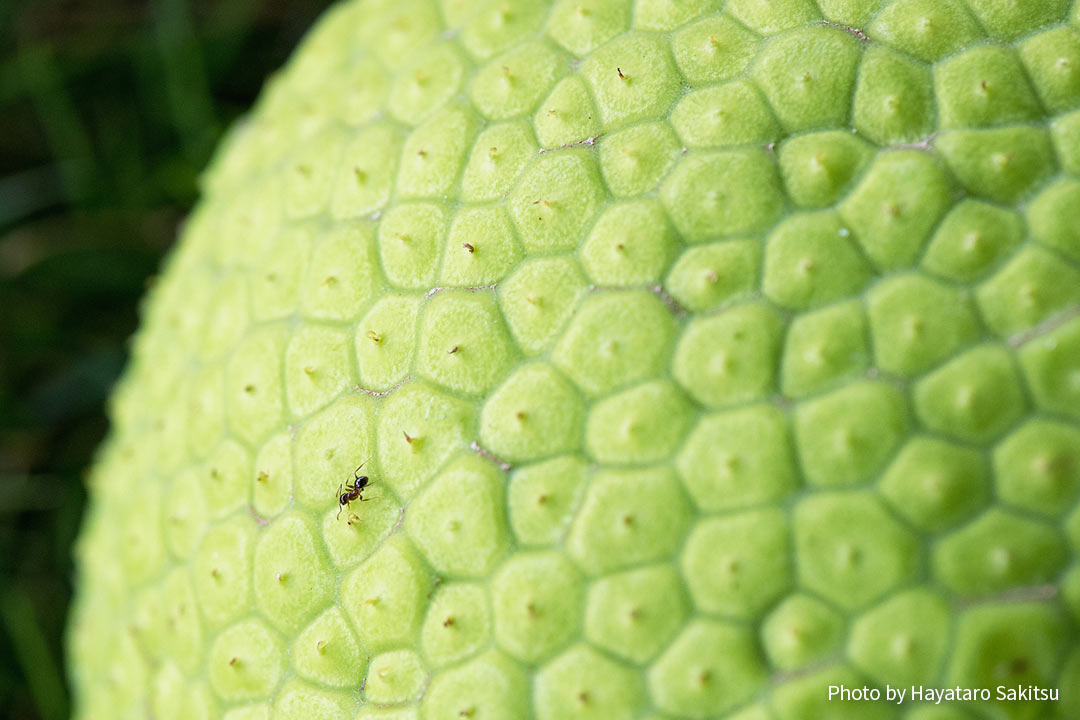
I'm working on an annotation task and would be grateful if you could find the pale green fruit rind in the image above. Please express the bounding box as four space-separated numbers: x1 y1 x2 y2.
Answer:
71 1 1080 719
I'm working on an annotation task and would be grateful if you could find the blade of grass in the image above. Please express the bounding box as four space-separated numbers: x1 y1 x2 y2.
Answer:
0 584 69 720
151 0 218 167
16 44 96 205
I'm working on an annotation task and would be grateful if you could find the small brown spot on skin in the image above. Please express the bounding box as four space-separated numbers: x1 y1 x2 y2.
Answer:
365 597 379 607
515 410 527 421
367 329 382 343
322 275 338 286
462 242 475 254
698 670 711 685
488 146 500 159
628 607 641 621
578 691 590 704
617 67 626 80
536 494 548 505
448 345 459 354
622 514 634 527
276 572 287 583
244 383 256 394
210 468 221 480
257 470 269 484
353 167 366 183
403 431 414 444
229 657 239 667
417 149 427 157
317 640 328 652
210 568 220 579
614 243 624 251
526 602 539 617
458 708 475 718
443 616 456 628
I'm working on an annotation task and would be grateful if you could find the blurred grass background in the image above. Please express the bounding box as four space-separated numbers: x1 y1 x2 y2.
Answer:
0 2 332 717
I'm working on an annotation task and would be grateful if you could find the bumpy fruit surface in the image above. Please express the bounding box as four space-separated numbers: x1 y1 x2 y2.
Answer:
71 1 1080 718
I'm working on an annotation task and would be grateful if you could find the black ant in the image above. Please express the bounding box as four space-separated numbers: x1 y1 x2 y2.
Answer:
337 464 373 520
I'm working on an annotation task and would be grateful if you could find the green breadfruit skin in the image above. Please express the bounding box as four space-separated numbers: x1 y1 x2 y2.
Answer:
69 0 1080 718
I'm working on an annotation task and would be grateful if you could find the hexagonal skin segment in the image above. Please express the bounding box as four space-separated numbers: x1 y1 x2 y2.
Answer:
252 513 334 634
492 551 584 664
879 435 989 532
226 324 288 446
597 122 681 198
567 466 692 576
534 75 600 150
546 0 630 57
585 380 694 464
406 454 509 579
1051 109 1080 175
417 289 519 396
579 198 676 287
534 645 645 720
1019 26 1080 114
853 45 934 146
671 14 759 86
677 404 800 512
284 324 353 418
460 121 539 202
866 273 980 377
291 393 376 509
341 537 432 651
420 582 491 669
847 588 950 687
664 239 760 314
838 150 953 271
760 594 845 672
376 381 475 500
662 149 786 242
977 247 1080 339
868 0 985 64
936 126 1056 205
794 493 919 611
299 221 382 322
681 508 793 619
395 106 477 200
672 302 784 408
422 651 530 720
921 199 1025 283
777 130 874 209
386 42 469 125
964 0 1070 42
995 420 1080 518
762 211 872 310
480 363 584 463
647 620 768 719
208 618 284 703
290 607 364 689
355 294 422 392
752 26 862 132
934 45 1041 129
584 563 689 665
499 255 588 356
946 604 1067 714
470 41 566 121
330 123 404 219
670 80 781 148
364 649 426 705
913 344 1027 444
794 381 909 487
1028 177 1080 262
552 290 677 397
780 300 870 398
193 515 256 628
580 32 680 128
441 206 523 286
377 202 446 290
506 455 588 548
726 0 821 34
509 150 604 252
933 510 1067 597
1019 317 1080 422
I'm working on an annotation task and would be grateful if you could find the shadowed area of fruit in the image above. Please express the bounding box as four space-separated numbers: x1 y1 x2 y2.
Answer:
71 1 1080 719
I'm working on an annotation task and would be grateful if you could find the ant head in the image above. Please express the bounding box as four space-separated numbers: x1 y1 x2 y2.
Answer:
356 475 369 487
